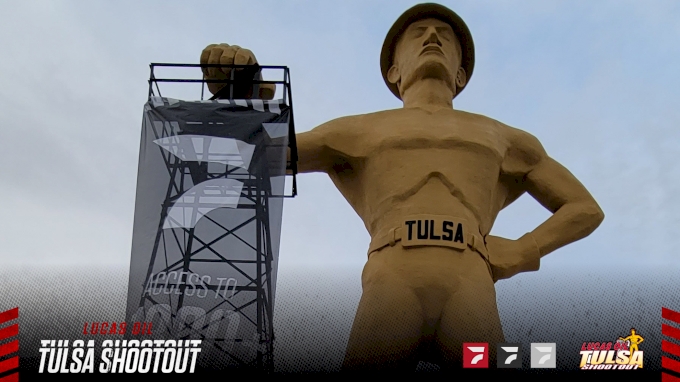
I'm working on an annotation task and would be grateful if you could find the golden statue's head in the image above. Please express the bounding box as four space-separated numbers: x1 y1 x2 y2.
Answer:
380 3 475 101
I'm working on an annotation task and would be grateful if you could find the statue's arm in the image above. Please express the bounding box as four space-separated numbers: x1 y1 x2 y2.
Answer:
288 117 351 174
199 45 351 174
291 129 330 174
486 127 604 281
508 130 605 258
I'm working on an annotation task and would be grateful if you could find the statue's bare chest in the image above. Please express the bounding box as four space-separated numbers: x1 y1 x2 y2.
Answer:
326 110 515 227
343 111 508 167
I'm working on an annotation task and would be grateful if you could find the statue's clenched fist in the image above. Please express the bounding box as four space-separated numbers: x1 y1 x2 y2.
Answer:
200 43 275 100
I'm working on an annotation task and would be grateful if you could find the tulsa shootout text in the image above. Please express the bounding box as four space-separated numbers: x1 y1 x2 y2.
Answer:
38 339 201 374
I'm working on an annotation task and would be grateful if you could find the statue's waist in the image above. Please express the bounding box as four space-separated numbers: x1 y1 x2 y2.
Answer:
367 213 488 259
369 203 483 236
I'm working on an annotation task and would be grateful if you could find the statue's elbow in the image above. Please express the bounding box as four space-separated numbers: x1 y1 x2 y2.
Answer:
594 204 605 226
585 202 605 232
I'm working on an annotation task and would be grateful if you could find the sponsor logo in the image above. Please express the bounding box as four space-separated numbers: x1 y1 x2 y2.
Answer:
579 329 643 370
463 343 488 368
662 307 680 380
497 343 522 368
0 307 19 382
531 343 556 368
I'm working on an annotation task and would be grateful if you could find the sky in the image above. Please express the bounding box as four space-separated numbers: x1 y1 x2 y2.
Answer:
1 0 679 277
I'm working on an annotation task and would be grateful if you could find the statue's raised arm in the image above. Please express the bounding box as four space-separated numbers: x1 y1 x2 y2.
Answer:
200 43 351 175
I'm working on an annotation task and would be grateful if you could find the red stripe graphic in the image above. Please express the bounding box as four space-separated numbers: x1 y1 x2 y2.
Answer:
0 309 17 327
0 307 18 382
0 325 18 342
0 372 17 382
665 324 680 342
664 307 680 326
664 340 680 359
664 356 680 375
0 341 18 359
663 372 680 382
0 356 18 374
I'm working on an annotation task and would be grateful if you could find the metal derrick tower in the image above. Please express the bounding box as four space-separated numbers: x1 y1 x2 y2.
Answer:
125 63 297 373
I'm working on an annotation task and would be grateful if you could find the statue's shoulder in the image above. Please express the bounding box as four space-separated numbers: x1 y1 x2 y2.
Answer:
451 109 510 131
334 109 402 124
303 110 399 159
472 116 548 175
458 110 544 151
314 109 399 135
498 122 545 155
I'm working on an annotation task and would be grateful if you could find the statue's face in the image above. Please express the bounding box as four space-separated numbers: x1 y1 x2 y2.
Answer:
390 17 464 96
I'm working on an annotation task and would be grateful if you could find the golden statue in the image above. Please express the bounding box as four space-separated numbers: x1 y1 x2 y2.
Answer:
619 328 644 354
200 3 604 371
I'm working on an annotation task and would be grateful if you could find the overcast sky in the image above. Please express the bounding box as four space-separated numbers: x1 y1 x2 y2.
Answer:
1 0 679 279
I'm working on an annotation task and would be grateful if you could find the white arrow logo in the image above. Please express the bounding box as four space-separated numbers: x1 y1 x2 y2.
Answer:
501 346 519 364
467 346 486 364
536 346 553 364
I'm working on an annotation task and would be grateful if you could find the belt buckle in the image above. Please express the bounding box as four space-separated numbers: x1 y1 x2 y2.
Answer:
400 214 468 250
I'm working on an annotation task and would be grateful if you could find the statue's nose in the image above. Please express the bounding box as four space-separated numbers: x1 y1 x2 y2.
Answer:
424 29 442 46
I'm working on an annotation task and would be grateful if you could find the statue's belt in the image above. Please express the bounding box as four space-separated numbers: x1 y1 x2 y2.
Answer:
367 214 489 261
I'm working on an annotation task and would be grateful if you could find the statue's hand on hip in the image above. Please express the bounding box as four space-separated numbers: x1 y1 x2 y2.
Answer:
485 233 541 282
200 43 276 99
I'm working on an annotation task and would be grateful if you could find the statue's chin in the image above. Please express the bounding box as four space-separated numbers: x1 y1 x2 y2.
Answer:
401 60 455 92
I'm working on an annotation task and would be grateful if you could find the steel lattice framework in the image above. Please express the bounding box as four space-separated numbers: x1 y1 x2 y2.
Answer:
126 63 296 372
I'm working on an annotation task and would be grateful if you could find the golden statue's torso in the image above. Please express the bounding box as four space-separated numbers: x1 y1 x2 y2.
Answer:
322 107 521 238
